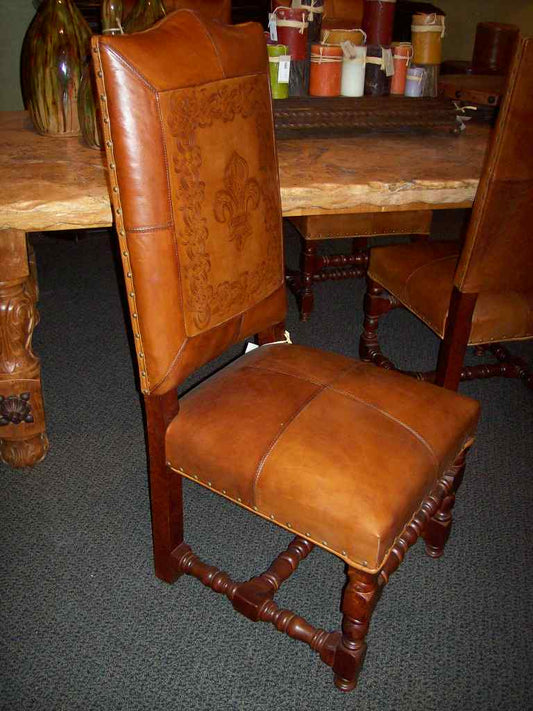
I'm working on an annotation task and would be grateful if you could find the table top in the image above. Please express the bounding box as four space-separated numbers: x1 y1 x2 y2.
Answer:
0 111 490 232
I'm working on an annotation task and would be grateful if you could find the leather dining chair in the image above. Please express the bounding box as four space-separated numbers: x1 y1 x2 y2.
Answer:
92 10 480 692
360 36 533 391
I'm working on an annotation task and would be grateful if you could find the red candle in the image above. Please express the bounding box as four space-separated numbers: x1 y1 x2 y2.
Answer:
274 7 309 61
362 0 396 46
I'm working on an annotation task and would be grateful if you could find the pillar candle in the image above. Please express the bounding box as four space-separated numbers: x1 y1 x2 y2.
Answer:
341 44 367 97
404 66 425 97
274 6 309 61
411 13 445 65
362 0 396 46
321 27 366 46
298 0 324 42
364 45 392 96
309 42 343 96
267 43 290 99
390 41 412 95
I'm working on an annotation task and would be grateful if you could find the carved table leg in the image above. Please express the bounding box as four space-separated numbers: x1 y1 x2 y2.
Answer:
0 230 49 467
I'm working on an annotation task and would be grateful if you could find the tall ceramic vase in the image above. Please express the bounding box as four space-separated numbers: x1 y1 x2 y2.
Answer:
21 0 91 136
125 0 165 33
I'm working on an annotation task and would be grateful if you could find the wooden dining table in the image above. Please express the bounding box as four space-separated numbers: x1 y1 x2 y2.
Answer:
0 111 490 467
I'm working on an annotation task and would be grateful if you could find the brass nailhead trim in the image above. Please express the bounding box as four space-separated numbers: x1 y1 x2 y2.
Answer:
122 251 128 257
168 463 369 568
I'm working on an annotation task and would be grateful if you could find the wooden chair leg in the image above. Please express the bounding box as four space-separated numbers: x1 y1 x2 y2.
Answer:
359 278 399 369
423 447 467 558
144 390 184 584
299 240 318 321
435 288 477 390
333 567 381 691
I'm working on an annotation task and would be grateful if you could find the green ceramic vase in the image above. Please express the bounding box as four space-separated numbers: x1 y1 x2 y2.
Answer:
125 0 165 33
21 0 92 136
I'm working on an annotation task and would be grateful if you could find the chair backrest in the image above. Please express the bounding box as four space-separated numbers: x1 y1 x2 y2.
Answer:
454 36 533 295
93 11 286 396
164 0 232 24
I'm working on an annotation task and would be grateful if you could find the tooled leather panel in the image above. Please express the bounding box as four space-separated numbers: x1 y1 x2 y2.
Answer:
159 73 284 338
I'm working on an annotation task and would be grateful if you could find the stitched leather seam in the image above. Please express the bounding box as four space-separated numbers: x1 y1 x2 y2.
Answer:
243 362 352 388
328 388 440 467
103 46 157 93
190 9 227 79
250 363 358 502
251 386 326 504
151 336 189 393
404 254 458 294
182 282 284 340
126 224 173 233
367 276 446 337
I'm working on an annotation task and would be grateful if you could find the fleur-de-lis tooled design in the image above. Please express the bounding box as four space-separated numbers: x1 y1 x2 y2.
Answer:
214 152 260 251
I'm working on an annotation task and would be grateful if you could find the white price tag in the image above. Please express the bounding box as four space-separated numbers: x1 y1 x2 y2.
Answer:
277 55 291 83
383 48 394 77
268 13 278 42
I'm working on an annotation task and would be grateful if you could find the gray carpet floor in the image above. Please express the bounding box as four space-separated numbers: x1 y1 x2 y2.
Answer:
1 212 532 710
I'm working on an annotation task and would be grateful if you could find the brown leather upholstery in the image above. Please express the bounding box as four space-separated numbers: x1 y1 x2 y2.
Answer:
93 10 481 692
167 343 478 571
454 37 533 295
369 242 533 344
290 210 433 241
362 37 533 387
164 0 231 23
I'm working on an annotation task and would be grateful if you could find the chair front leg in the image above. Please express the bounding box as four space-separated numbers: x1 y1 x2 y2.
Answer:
144 390 184 584
333 568 381 692
359 278 399 369
423 447 467 557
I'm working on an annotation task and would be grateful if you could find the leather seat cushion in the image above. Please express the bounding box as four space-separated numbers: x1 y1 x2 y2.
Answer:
165 344 479 572
289 211 432 241
368 241 533 344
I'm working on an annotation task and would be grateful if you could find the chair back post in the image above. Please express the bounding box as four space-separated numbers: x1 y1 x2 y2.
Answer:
453 36 533 295
435 288 478 390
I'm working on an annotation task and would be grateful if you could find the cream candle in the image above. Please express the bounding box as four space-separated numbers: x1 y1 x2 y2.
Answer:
341 44 367 97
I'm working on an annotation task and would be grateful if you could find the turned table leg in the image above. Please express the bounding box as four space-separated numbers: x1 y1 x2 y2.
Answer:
0 230 49 467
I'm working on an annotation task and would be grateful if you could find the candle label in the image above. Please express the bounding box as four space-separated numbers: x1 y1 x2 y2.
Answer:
383 48 394 76
278 56 291 83
269 13 278 42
